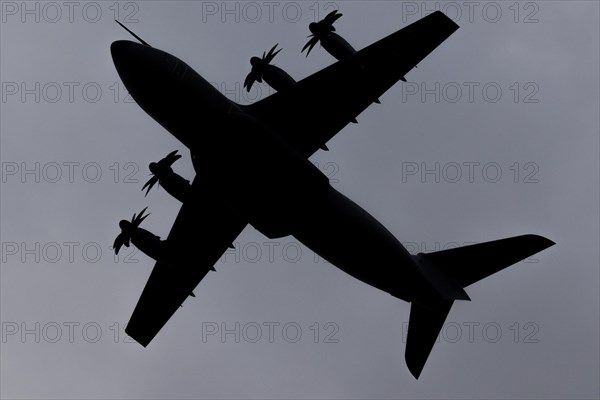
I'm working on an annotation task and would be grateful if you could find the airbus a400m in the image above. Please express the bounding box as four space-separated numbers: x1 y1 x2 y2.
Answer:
111 11 554 378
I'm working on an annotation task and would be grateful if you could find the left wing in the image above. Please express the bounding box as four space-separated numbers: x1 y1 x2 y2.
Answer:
244 11 459 157
125 177 247 346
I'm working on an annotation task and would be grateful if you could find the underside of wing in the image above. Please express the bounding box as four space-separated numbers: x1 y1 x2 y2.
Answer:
125 177 247 346
244 11 459 157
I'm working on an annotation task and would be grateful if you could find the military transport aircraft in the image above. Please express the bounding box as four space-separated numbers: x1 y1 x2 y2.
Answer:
110 11 554 379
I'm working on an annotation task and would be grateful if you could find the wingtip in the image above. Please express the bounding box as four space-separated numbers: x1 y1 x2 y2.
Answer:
538 236 556 249
125 327 151 347
405 353 424 379
428 10 460 31
522 234 556 250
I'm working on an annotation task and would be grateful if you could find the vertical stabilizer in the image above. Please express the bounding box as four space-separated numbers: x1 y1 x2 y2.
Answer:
405 300 453 378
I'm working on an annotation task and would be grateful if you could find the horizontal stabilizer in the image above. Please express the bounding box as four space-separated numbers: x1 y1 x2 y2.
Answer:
423 234 555 287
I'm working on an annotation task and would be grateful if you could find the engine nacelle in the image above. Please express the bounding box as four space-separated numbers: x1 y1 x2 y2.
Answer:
130 228 166 261
157 169 192 203
262 65 296 93
320 32 357 62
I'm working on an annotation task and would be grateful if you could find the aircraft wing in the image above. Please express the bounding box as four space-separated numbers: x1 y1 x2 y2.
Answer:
244 11 459 157
125 177 247 346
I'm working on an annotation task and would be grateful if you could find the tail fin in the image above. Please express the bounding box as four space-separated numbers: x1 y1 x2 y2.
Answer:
405 234 555 378
405 300 454 378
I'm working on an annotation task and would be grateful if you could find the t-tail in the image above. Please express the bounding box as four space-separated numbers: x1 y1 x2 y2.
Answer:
404 234 555 378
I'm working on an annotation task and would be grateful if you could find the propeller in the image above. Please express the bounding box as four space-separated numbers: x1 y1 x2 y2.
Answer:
113 207 150 255
244 44 282 92
142 150 182 196
302 10 343 56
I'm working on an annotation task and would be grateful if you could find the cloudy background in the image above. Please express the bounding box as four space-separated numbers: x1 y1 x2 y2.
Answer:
1 1 598 398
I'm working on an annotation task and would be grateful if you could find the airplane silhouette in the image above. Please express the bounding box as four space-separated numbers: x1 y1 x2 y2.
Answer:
111 11 554 379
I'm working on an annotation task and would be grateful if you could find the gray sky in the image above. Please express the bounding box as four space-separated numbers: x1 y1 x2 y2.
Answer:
1 1 599 399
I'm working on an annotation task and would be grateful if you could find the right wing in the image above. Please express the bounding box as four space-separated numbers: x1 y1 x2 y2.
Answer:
125 177 247 346
244 11 459 157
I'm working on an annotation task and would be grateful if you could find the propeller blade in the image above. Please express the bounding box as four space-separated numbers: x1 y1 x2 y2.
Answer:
113 235 123 254
323 10 342 25
244 72 257 92
156 150 181 168
142 175 159 196
266 43 278 57
264 43 281 64
302 36 319 56
113 233 130 255
163 150 181 164
165 155 181 166
132 207 149 226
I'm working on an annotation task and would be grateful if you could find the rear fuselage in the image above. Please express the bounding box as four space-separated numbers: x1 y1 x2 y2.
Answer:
111 40 435 304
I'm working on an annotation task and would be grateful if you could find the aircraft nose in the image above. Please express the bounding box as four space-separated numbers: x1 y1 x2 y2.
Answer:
111 40 132 62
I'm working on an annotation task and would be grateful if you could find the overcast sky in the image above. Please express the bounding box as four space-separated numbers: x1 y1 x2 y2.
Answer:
1 1 599 399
